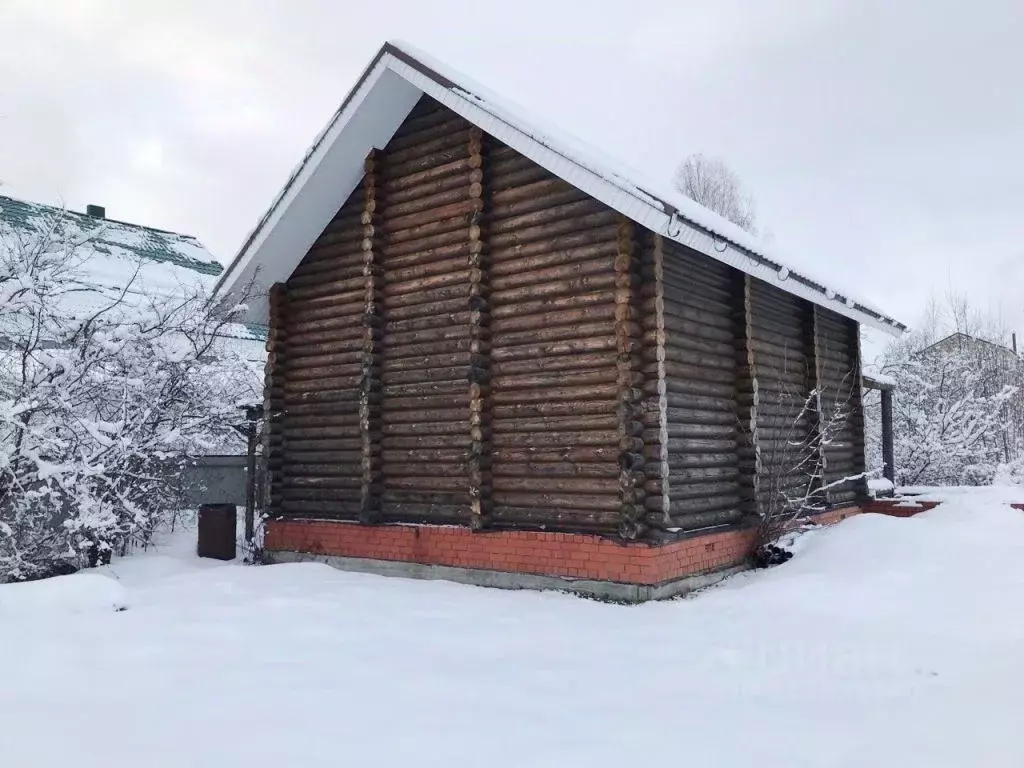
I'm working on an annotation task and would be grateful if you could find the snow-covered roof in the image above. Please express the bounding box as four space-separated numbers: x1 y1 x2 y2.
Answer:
215 41 907 336
0 194 266 354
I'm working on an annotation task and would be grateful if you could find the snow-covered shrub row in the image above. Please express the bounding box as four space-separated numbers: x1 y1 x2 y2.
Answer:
0 212 260 581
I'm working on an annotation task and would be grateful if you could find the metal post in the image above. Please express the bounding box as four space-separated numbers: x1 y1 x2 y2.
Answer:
880 388 895 485
242 405 262 543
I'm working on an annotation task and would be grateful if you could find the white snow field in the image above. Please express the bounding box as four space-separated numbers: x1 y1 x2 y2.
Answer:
3 494 1024 767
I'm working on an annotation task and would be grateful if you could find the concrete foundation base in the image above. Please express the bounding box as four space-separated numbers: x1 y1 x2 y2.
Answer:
264 549 749 603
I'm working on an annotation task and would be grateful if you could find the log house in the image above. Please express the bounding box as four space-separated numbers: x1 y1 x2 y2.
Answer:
216 42 905 599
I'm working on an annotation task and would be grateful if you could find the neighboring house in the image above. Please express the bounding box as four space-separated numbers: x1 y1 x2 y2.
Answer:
216 41 906 600
920 332 1019 369
918 331 1023 411
0 194 266 358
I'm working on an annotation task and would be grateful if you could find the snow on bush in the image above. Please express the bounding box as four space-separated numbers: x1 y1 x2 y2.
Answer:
0 208 260 582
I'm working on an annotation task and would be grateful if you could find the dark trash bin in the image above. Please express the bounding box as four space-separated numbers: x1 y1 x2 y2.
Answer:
197 504 237 560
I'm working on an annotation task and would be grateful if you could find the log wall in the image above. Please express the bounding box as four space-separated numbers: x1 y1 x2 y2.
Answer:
486 139 624 532
376 100 476 523
748 279 815 510
816 306 866 504
263 94 869 536
642 239 744 531
276 190 366 520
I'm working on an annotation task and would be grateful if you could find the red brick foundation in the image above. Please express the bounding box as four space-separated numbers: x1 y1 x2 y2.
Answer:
264 504 870 589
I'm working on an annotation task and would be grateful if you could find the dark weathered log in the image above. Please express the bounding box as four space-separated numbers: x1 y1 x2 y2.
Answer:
487 163 554 194
490 446 619 465
285 275 367 302
283 389 362 408
489 272 617 307
387 254 470 286
489 185 585 221
382 267 468 298
492 461 618 478
381 156 474 193
489 305 614 336
380 348 469 371
491 490 620 511
491 335 616 362
489 209 619 250
285 363 363 382
382 170 473 208
380 434 472 450
382 143 470 182
490 351 617 378
279 499 363 517
664 506 745 530
490 382 618 405
490 289 614 321
287 260 364 287
381 365 471 387
376 502 468 523
381 379 467 398
489 253 616 292
384 198 479 236
286 349 363 370
385 125 472 166
664 422 736 440
489 368 618 391
281 412 361 430
382 448 473 466
660 359 736 385
381 223 470 259
490 400 612 420
382 296 466 322
491 475 621 494
284 375 362 394
379 474 471 492
491 414 616 433
491 430 619 448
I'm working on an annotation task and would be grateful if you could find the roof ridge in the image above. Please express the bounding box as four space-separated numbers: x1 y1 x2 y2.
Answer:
215 41 906 335
0 193 204 242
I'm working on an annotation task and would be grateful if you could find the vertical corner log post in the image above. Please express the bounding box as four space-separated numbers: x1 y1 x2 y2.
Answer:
651 234 671 524
264 283 288 516
850 319 869 501
805 303 826 505
735 273 760 518
467 127 492 531
615 217 646 539
881 387 895 485
359 151 384 524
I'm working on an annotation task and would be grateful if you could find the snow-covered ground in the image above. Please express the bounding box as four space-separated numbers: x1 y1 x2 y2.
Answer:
3 495 1024 767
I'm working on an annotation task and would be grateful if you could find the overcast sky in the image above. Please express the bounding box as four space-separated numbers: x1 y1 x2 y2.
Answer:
1 0 1021 358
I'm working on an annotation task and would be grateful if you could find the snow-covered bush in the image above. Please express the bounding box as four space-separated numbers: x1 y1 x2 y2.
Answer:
0 211 260 581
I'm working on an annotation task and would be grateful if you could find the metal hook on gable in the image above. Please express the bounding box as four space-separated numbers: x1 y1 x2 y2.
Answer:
666 211 683 239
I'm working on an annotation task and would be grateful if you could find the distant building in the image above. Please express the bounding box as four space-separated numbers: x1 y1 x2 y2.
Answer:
921 331 1019 366
0 194 265 357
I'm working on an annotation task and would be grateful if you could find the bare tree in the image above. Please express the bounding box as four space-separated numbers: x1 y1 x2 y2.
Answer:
674 153 758 234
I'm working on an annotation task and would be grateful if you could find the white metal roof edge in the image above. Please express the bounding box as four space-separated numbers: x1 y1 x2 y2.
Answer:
214 56 391 299
217 42 906 336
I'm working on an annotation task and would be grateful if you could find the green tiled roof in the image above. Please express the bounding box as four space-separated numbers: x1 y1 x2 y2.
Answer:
0 194 224 277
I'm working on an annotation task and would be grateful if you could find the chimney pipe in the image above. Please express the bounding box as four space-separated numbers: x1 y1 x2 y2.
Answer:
86 204 105 218
1013 332 1018 355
